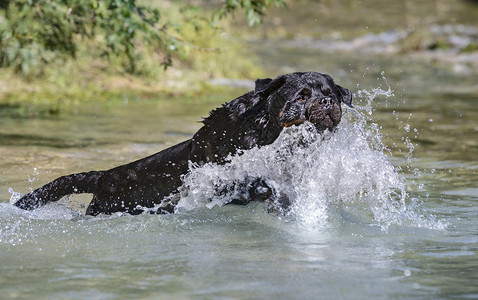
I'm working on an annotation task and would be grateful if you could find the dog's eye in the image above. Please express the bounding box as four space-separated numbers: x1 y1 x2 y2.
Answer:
299 88 311 99
322 88 331 96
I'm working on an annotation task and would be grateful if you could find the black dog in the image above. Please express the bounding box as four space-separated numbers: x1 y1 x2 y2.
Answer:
14 72 352 215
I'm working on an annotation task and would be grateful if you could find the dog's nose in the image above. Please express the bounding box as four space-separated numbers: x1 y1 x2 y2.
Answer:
320 97 333 105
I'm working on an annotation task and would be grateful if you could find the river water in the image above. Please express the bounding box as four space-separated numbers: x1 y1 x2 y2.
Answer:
2 1 478 299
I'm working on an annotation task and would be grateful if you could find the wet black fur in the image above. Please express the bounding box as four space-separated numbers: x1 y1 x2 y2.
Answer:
14 72 352 216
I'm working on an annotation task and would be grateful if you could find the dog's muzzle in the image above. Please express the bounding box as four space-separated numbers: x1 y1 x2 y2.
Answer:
306 97 342 131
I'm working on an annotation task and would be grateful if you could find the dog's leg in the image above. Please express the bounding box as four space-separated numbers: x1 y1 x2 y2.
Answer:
226 178 291 214
248 178 274 202
264 192 291 215
14 171 102 210
248 178 291 214
223 178 268 206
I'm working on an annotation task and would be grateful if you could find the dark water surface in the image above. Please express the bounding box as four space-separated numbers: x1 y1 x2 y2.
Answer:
1 1 478 299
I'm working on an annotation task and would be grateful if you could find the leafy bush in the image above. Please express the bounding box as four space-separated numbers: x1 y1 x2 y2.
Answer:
0 0 178 75
0 0 285 77
214 0 286 26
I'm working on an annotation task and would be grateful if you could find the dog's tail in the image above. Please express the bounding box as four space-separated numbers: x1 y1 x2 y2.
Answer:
14 171 102 211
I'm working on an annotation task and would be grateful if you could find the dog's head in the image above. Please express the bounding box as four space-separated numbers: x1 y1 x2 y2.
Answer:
255 72 353 132
193 72 353 164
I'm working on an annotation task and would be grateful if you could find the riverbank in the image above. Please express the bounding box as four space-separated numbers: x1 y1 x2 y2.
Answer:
0 28 264 116
0 50 261 117
0 1 264 116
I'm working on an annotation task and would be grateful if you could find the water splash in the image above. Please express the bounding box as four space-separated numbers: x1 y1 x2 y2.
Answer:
177 85 447 231
27 168 40 184
7 188 83 221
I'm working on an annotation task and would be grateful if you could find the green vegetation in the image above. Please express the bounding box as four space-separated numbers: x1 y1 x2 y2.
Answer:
0 0 285 114
462 43 478 53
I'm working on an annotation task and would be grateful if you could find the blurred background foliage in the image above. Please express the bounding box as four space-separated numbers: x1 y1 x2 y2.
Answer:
0 0 284 76
0 0 285 113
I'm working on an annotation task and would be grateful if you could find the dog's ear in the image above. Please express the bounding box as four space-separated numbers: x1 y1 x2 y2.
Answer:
254 75 286 97
255 78 273 92
337 84 353 107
